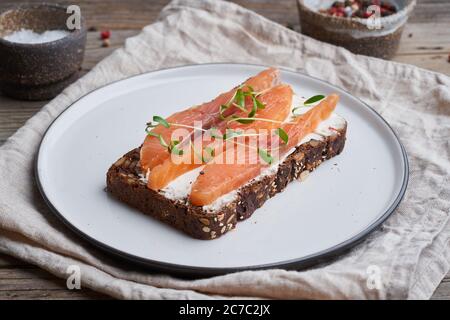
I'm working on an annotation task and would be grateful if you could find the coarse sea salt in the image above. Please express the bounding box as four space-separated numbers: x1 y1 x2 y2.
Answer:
3 28 70 44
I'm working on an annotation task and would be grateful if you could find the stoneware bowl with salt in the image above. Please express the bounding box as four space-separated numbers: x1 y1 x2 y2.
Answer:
297 0 416 59
0 3 86 100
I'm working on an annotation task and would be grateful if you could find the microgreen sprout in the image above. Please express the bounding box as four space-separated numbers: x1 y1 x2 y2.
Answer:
258 148 273 165
223 129 243 141
275 128 289 144
304 95 325 105
145 91 328 166
218 84 265 121
169 140 184 155
147 132 168 148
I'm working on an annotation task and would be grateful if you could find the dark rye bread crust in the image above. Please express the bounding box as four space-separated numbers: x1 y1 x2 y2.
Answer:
106 124 347 240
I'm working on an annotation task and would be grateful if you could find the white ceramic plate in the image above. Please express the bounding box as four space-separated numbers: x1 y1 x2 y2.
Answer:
36 64 408 276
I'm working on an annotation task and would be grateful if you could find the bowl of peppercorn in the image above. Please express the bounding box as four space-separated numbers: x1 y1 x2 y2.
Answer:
297 0 416 59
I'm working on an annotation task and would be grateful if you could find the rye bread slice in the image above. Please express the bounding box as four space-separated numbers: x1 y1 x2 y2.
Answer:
106 123 347 240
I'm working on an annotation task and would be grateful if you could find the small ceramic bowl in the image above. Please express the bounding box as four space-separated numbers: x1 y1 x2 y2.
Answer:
297 0 416 59
0 3 86 100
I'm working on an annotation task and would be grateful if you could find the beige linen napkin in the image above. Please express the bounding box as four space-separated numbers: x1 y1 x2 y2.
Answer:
0 0 449 299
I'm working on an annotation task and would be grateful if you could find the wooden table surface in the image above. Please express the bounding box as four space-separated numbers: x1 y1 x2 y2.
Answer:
0 0 449 300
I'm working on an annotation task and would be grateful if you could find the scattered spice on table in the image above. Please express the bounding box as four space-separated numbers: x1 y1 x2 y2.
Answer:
319 0 397 18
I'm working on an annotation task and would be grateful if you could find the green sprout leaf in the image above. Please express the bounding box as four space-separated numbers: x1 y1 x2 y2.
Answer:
190 141 215 163
304 95 325 105
216 83 272 124
258 148 273 165
275 128 289 144
218 85 267 122
147 132 168 148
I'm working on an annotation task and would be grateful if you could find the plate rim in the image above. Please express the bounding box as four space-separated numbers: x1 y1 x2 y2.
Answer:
35 63 409 277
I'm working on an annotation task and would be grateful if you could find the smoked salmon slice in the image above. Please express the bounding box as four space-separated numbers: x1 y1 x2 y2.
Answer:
189 94 340 206
148 84 294 190
140 68 280 172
